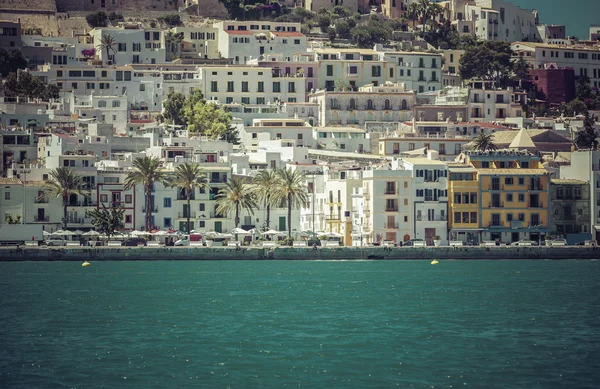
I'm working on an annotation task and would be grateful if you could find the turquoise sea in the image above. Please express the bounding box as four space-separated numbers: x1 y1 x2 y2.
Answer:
0 260 599 388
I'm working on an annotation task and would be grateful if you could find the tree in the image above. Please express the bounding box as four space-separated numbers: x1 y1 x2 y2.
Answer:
575 111 598 150
165 31 184 58
407 2 420 29
351 18 393 48
3 71 59 101
41 167 89 230
219 125 241 145
86 11 108 28
161 91 186 125
183 99 232 138
327 27 337 42
96 34 116 64
565 99 588 116
459 41 513 86
166 163 208 233
124 156 168 232
575 75 593 101
471 132 498 152
0 47 27 77
274 168 308 238
88 204 125 239
160 14 182 27
317 14 331 33
250 170 280 230
215 176 257 228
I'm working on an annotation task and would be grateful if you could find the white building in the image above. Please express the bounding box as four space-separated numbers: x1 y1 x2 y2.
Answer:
313 127 371 153
447 0 540 42
467 81 526 122
90 24 166 65
240 118 313 151
310 82 415 127
511 41 600 88
560 150 600 241
69 93 129 132
362 165 413 244
399 151 449 245
213 21 305 64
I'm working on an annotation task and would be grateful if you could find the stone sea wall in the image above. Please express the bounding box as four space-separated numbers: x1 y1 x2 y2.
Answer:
1 246 599 261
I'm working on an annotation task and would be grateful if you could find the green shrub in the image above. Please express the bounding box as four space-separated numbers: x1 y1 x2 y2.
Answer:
86 11 108 28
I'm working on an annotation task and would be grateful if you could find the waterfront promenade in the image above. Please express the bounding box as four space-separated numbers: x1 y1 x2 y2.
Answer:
0 246 598 261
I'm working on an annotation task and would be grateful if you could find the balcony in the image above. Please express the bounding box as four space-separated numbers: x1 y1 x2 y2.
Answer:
528 184 544 191
207 212 225 219
418 77 426 82
528 202 544 208
34 198 49 204
417 216 447 222
384 189 397 195
68 200 97 207
67 217 92 225
489 185 504 191
142 206 158 212
178 212 196 218
489 202 504 208
489 221 504 228
34 216 49 222
384 223 399 229
424 196 438 202
385 207 399 212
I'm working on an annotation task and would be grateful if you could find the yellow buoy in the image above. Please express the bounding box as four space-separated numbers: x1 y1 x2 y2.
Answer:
431 259 439 265
82 261 91 267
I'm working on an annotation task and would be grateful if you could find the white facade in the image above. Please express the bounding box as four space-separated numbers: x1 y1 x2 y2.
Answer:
310 82 415 127
467 81 526 122
313 127 371 153
448 0 540 42
69 93 129 132
362 166 413 244
560 150 600 237
399 152 449 245
90 25 166 65
511 42 600 88
241 118 313 151
214 21 304 64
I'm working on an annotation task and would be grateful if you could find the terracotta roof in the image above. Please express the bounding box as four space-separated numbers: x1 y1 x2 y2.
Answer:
271 31 305 37
477 168 549 175
551 179 587 184
0 178 22 185
225 30 254 35
24 180 46 187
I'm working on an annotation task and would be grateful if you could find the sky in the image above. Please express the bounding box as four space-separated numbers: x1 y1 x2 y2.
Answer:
514 0 600 39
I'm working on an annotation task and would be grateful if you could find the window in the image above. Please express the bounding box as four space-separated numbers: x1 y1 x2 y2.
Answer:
326 65 333 77
505 177 513 185
86 82 95 89
273 82 280 93
506 193 513 202
112 101 120 108
518 177 525 185
4 192 9 200
256 97 265 104
98 100 107 108
71 82 78 89
349 65 358 74
125 194 132 203
241 97 250 104
118 43 127 52
242 81 249 92
371 66 381 77
164 198 172 207
518 193 525 202
163 218 172 228
227 81 234 92
100 194 108 203
211 81 218 92
257 81 264 92
288 82 295 93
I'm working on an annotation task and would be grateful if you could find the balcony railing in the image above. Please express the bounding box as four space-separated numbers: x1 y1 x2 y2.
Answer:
34 216 49 222
67 217 92 225
529 184 544 191
142 206 158 212
384 189 397 195
385 207 399 212
208 212 225 219
417 216 447 221
34 198 49 204
528 202 544 208
384 223 399 229
489 202 504 208
489 185 503 191
68 200 97 207
178 212 196 218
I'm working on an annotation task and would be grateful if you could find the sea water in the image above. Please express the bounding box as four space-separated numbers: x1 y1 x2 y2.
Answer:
0 260 598 388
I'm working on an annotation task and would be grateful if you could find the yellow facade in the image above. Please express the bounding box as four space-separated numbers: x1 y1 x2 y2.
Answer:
450 151 551 244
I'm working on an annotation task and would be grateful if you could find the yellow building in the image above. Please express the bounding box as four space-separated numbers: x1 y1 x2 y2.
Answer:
449 150 551 244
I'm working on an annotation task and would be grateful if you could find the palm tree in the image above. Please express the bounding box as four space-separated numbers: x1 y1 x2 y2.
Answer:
471 132 498 152
406 2 420 29
250 170 281 230
166 162 208 233
215 176 257 228
96 34 116 64
274 168 308 238
41 167 89 229
124 155 168 232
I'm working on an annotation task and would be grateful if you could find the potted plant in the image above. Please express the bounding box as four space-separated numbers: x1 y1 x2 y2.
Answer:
204 236 214 247
433 235 441 247
544 235 552 246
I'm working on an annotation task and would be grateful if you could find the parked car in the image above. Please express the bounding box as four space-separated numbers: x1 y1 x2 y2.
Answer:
511 240 537 246
403 239 424 247
45 238 67 246
121 238 147 247
551 239 567 246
